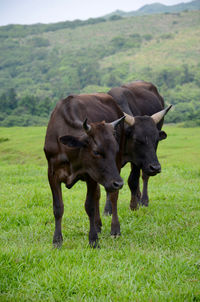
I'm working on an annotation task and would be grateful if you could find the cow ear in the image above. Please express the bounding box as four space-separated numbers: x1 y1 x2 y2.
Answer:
159 131 167 141
60 135 86 148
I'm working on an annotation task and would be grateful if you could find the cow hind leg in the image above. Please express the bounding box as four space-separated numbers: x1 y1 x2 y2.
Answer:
85 178 99 248
141 172 149 207
48 170 64 248
128 164 141 211
103 193 112 215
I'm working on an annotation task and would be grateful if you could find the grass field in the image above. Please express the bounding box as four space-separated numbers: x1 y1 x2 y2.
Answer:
0 126 200 301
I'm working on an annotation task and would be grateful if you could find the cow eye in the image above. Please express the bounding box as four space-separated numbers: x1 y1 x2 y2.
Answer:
93 150 102 157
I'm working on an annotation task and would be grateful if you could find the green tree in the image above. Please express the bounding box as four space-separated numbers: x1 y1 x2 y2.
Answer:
19 95 38 115
0 88 18 114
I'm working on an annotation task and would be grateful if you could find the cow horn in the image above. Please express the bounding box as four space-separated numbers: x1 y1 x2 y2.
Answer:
151 105 172 124
83 118 91 132
123 112 135 126
110 116 125 129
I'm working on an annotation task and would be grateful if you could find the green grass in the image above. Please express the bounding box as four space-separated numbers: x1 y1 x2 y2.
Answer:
0 126 200 301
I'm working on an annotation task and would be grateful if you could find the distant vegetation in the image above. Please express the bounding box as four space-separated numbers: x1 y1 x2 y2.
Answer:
0 89 52 126
0 9 200 126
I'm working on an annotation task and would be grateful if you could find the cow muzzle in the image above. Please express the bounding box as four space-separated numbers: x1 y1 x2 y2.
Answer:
145 163 161 176
105 179 124 193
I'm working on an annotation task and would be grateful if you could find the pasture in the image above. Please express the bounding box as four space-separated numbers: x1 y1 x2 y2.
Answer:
0 126 200 301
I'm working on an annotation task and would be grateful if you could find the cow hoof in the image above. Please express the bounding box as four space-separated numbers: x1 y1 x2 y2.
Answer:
95 224 102 233
130 203 139 211
141 199 149 207
111 232 121 238
95 219 102 233
104 206 112 216
89 232 99 248
104 210 112 216
111 223 120 237
89 240 100 249
130 197 140 211
53 235 63 248
89 238 100 248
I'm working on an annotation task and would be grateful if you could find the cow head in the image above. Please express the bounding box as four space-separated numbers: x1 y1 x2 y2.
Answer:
59 117 124 192
123 105 172 176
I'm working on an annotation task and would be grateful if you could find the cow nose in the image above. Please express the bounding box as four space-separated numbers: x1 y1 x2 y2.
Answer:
149 164 161 173
112 180 124 190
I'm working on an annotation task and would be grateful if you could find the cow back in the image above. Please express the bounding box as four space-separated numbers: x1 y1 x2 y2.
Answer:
108 81 165 131
44 93 124 156
122 81 164 115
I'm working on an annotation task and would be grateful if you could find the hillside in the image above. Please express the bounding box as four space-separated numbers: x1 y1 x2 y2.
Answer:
105 0 200 17
0 10 200 126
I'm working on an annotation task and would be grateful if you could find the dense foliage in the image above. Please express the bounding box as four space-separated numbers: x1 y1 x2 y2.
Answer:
0 89 52 126
0 10 199 126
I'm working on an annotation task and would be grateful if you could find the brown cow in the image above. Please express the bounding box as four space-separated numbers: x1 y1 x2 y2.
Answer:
44 93 125 248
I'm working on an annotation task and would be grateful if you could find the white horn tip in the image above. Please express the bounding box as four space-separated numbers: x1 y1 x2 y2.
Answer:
123 112 135 126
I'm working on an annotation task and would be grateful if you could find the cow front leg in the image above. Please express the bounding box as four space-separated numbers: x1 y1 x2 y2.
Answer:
128 164 141 210
104 150 122 216
94 184 102 233
103 192 112 215
48 170 64 247
110 191 120 236
141 172 149 206
85 177 99 248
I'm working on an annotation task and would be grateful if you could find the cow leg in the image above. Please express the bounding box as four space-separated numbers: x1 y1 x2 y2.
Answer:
110 191 120 236
104 150 122 216
48 170 64 247
141 172 149 207
128 164 141 210
85 177 99 248
103 193 112 215
94 184 102 233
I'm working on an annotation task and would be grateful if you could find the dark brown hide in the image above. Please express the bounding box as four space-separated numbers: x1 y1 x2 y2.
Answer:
104 81 170 213
44 93 124 247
